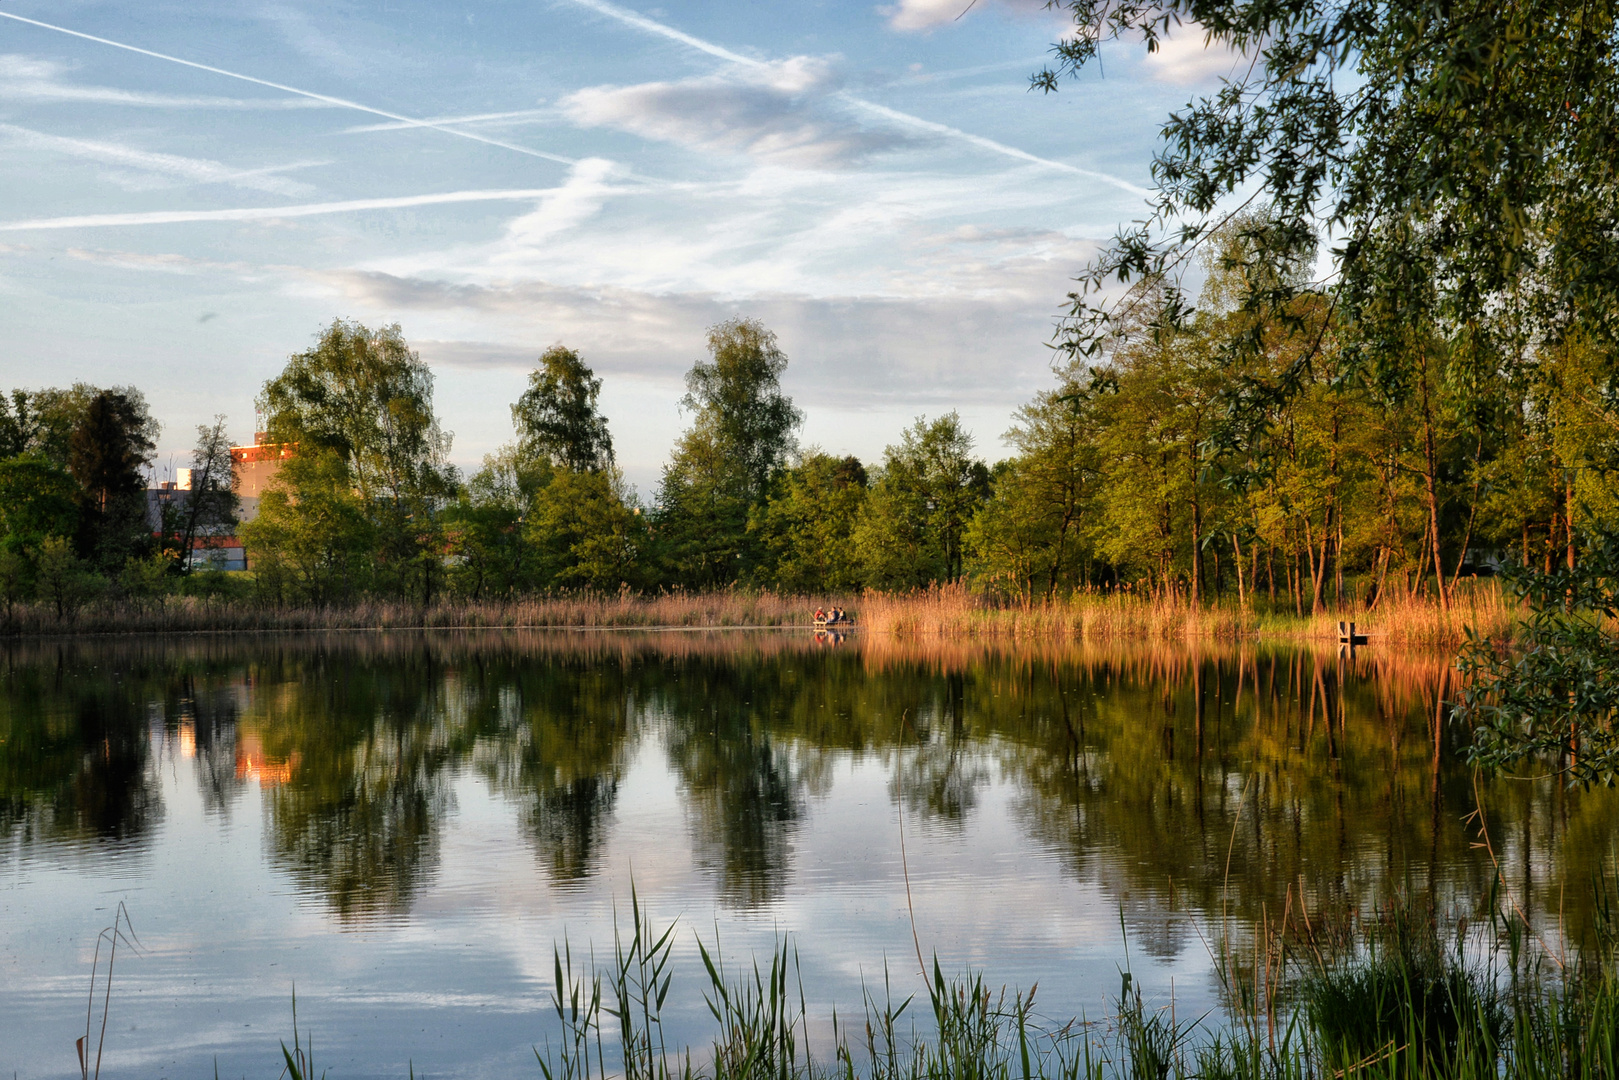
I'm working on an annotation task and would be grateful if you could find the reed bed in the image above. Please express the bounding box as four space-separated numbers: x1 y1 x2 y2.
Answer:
268 887 1619 1080
2 580 1518 646
854 580 1518 648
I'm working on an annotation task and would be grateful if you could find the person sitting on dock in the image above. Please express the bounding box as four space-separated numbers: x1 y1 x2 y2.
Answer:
814 608 827 623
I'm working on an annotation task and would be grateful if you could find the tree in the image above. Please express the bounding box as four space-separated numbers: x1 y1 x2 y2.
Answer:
0 456 79 554
240 450 377 605
1458 526 1619 786
681 319 802 499
35 534 100 620
255 320 454 600
260 319 452 506
969 366 1106 601
526 468 647 590
1036 0 1619 399
854 414 989 588
445 449 549 601
750 452 869 592
512 346 614 472
176 416 240 573
67 389 158 571
656 318 803 586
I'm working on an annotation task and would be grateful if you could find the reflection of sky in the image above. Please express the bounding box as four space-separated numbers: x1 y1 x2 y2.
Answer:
3 721 1206 1079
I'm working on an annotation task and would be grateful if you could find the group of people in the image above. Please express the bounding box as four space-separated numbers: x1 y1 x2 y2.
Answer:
812 607 848 625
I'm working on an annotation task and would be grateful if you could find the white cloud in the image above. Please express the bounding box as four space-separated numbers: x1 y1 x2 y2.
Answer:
1139 28 1248 85
322 270 1067 411
880 0 1052 33
0 122 322 196
563 57 918 169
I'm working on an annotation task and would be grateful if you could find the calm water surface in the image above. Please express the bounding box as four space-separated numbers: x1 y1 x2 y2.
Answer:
1 631 1613 1078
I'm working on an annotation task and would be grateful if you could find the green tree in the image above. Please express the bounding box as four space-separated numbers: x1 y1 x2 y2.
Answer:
512 346 615 472
254 320 454 601
750 452 868 592
656 318 803 586
445 449 549 600
968 367 1105 601
0 455 79 554
526 468 647 590
67 388 158 571
1459 526 1619 786
241 450 376 605
35 534 100 620
854 413 989 588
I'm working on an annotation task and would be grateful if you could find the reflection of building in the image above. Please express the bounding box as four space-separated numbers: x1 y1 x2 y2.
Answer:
231 431 294 524
235 729 297 787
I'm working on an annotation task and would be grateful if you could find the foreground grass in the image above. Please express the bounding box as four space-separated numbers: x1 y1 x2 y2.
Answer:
265 891 1619 1080
6 580 1515 646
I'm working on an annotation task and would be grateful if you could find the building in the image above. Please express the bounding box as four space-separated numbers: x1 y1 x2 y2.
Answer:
231 431 293 524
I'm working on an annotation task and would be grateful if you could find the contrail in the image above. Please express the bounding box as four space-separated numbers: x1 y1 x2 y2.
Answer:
564 0 761 67
344 108 556 134
0 187 574 230
843 98 1153 197
0 11 579 167
559 0 1149 196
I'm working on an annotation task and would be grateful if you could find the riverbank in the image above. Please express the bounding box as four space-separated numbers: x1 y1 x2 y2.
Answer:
0 581 1516 646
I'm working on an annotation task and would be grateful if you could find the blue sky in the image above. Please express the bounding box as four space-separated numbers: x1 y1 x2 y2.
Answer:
0 0 1243 494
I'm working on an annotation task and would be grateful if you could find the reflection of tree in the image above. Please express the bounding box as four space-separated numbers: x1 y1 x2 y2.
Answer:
475 659 635 885
251 649 472 923
662 661 819 908
0 668 161 850
891 672 990 828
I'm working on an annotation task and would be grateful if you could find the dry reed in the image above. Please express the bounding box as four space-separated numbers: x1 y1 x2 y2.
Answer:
0 579 1519 646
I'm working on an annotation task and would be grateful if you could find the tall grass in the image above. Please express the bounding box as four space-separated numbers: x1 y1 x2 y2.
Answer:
511 887 1619 1080
4 580 1518 646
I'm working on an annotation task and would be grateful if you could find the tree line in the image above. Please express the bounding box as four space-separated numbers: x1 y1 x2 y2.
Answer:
2 220 1610 617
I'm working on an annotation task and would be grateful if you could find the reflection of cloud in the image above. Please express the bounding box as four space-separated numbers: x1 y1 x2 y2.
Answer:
0 53 326 109
1140 28 1248 85
880 0 1051 32
0 122 321 196
564 58 917 168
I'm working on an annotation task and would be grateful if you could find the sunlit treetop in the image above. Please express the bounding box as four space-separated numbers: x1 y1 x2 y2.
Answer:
1036 0 1619 382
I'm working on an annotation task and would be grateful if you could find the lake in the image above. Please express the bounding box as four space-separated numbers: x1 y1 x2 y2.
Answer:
1 631 1610 1078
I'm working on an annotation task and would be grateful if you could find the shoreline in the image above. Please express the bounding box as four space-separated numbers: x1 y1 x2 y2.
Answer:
0 581 1517 648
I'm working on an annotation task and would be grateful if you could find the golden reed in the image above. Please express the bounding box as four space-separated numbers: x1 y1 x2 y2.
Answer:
1 579 1516 646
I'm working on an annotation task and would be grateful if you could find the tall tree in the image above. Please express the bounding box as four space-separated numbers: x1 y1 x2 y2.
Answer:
750 452 869 592
1037 0 1619 393
67 389 158 570
512 346 614 472
176 416 240 573
259 319 452 506
656 318 803 586
854 414 989 588
679 318 802 501
253 320 454 601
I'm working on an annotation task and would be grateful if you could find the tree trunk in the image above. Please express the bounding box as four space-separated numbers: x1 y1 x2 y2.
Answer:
1232 533 1248 609
1418 353 1450 611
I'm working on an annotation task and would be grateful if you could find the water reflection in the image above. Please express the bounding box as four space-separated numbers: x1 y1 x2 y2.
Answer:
0 632 1613 949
